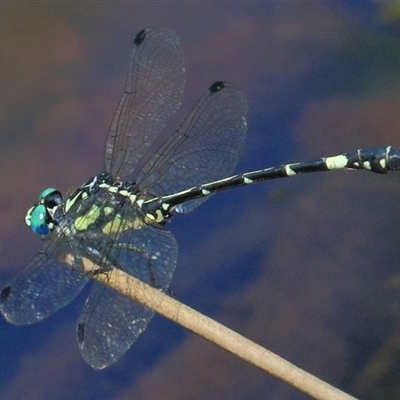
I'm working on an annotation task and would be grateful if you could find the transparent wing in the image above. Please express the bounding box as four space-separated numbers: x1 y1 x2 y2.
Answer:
0 238 89 325
137 82 248 213
78 283 153 370
105 27 185 179
76 200 178 369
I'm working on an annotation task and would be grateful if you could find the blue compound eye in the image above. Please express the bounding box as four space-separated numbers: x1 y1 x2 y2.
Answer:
39 188 57 201
29 204 53 238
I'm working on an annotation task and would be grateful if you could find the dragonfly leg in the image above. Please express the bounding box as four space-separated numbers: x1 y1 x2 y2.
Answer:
108 242 160 288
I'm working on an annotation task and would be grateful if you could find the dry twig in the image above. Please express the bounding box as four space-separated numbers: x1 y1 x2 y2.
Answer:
71 255 357 400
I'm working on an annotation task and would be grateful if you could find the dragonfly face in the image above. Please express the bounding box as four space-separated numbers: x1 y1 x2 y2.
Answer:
25 188 63 238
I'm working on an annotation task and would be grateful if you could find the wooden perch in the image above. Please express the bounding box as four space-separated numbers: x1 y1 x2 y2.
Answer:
70 254 357 400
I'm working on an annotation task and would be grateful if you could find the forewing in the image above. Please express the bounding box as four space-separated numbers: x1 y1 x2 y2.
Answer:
0 239 89 325
105 27 185 179
76 203 178 369
137 82 248 213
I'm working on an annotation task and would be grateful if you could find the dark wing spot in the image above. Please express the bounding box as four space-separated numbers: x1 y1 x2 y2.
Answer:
209 81 225 94
134 29 147 46
0 286 11 301
77 323 85 343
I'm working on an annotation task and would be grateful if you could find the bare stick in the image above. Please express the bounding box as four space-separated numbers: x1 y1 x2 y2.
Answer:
74 256 357 400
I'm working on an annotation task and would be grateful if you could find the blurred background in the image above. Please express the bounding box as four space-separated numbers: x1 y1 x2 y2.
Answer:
1 2 400 399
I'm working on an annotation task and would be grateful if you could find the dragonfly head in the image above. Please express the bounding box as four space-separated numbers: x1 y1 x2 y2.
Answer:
25 188 64 238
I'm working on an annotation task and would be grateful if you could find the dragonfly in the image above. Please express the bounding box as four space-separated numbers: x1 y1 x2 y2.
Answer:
1 27 400 370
